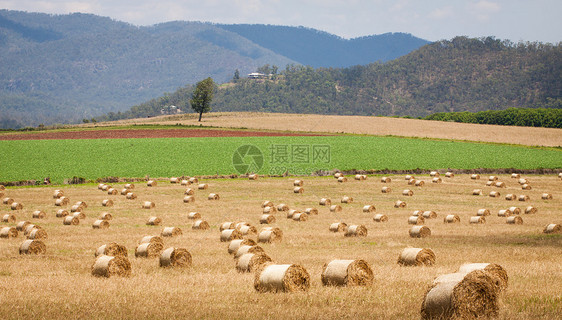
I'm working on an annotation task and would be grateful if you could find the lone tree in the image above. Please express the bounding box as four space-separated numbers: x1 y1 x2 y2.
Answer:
190 77 215 121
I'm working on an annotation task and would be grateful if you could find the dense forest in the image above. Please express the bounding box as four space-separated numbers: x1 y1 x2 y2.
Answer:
105 36 561 124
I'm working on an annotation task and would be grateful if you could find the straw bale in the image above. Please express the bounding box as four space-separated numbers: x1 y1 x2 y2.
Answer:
409 225 431 238
373 214 388 222
92 255 131 277
254 264 310 293
321 259 374 286
159 247 192 268
19 239 46 254
344 225 367 237
398 248 436 266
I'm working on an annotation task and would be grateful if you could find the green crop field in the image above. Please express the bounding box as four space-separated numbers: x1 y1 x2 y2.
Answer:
1 136 561 183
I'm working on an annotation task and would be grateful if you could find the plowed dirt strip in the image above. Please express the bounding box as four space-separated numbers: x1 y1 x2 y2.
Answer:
0 129 323 140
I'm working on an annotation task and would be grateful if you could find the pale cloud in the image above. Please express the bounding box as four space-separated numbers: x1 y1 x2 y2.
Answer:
469 0 501 21
429 6 454 20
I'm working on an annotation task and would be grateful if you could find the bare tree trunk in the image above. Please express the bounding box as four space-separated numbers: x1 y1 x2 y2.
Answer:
198 111 203 121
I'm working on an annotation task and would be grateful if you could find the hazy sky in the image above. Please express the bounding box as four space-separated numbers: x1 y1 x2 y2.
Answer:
1 0 560 43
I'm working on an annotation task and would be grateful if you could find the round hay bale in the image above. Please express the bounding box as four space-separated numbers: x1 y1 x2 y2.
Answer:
239 225 258 235
2 213 16 223
11 202 23 210
188 212 201 220
98 184 106 190
147 180 157 187
541 193 553 200
234 244 265 259
76 201 88 208
394 200 407 208
124 183 134 189
543 223 561 234
220 222 235 231
330 205 343 212
19 239 46 254
373 214 388 222
471 174 480 180
170 177 179 184
208 193 220 200
423 211 437 219
254 264 310 293
184 188 195 195
93 219 110 229
506 216 523 225
321 259 374 286
472 189 483 196
292 213 308 222
260 214 276 224
237 252 273 273
445 172 454 178
183 195 195 203
380 177 391 183
402 189 414 196
120 188 130 196
72 211 86 219
248 174 258 180
16 220 30 231
408 215 425 225
421 270 500 319
99 212 112 220
0 226 18 238
293 179 304 186
24 224 40 236
70 204 84 212
345 225 367 237
261 200 274 208
263 206 276 214
408 178 416 185
228 239 257 255
488 176 498 181
304 207 318 215
146 216 162 226
477 209 490 216
319 198 331 206
521 184 532 190
293 187 304 194
220 229 243 242
405 175 414 180
258 227 283 243
139 235 163 245
56 209 69 218
508 206 521 215
32 210 46 219
444 214 460 223
415 180 425 187
497 209 512 217
188 177 199 184
362 205 376 213
381 186 392 193
412 210 424 216
101 185 111 191
161 226 182 237
334 172 343 178
432 177 442 183
409 225 431 238
63 216 79 225
398 248 436 266
192 220 210 230
495 181 505 188
27 228 47 240
102 199 113 207
329 222 347 232
286 209 300 219
2 197 14 205
524 206 537 214
559 173 562 179
511 173 520 179
337 176 347 183
198 183 208 190
277 203 289 211
518 178 529 185
518 194 530 201
489 191 500 198
53 190 64 199
430 171 439 177
159 247 192 268
107 188 118 195
457 263 509 291
135 242 164 258
92 255 131 277
95 243 128 257
485 181 494 186
341 196 353 204
505 193 516 201
142 201 155 209
470 216 486 224
126 192 137 200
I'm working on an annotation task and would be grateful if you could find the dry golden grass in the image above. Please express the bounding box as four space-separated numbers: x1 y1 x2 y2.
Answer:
0 174 561 319
103 112 562 147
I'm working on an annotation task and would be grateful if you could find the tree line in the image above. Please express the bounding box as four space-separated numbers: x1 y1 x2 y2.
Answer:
424 107 562 128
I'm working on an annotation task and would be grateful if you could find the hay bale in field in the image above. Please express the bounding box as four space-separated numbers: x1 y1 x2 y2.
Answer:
220 229 243 242
408 178 416 185
457 263 508 291
63 216 79 225
518 178 529 185
24 224 40 236
321 259 374 286
485 181 493 186
72 211 86 219
239 225 258 235
505 194 516 201
170 177 179 184
354 174 367 181
319 198 331 206
192 220 210 230
92 255 131 277
180 179 189 185
508 206 521 215
11 202 23 210
208 193 220 200
263 206 276 214
28 228 47 240
126 192 137 200
99 212 112 220
292 213 308 222
524 206 537 214
146 216 162 226
337 176 347 183
70 204 83 212
258 227 283 243
421 270 501 319
373 214 388 222
260 214 276 224
248 174 259 180
477 209 490 216
497 209 512 217
161 227 182 237
543 224 561 234
402 189 414 196
444 214 460 223
95 243 128 257
16 220 30 231
398 248 436 266
56 209 69 218
286 209 300 219
184 188 195 195
277 203 289 211
506 216 523 225
304 208 318 215
518 194 530 201
521 184 532 190
432 177 442 183
488 176 498 181
142 201 155 209
237 252 272 273
408 215 425 225
147 180 157 187
330 204 343 212
183 195 195 203
329 222 347 232
187 212 201 220
394 200 407 208
93 220 109 229
381 186 392 193
511 173 520 179
220 222 235 231
541 193 553 200
254 264 310 293
101 185 111 191
120 188 130 195
53 190 64 199
405 175 414 180
234 244 265 259
423 211 437 219
124 183 134 189
472 189 483 196
262 200 274 208
489 191 500 198
228 239 257 255
559 173 562 179
159 247 192 268
345 225 367 237
412 210 423 216
135 242 164 258
198 183 208 190
2 213 16 223
362 205 376 213
341 196 353 204
471 174 480 180
189 177 199 184
409 225 431 238
19 239 46 254
55 197 69 206
415 180 425 187
0 226 18 238
293 187 304 194
495 181 505 188
470 216 486 224
381 177 391 183
32 210 46 219
107 188 118 195
445 172 454 178
430 171 439 177
293 179 304 186
97 184 106 190
334 172 343 178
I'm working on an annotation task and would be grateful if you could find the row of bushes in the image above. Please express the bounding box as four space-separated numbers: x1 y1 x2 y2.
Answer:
424 108 562 128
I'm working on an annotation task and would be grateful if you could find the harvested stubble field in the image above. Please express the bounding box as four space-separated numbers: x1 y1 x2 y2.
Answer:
0 174 560 319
